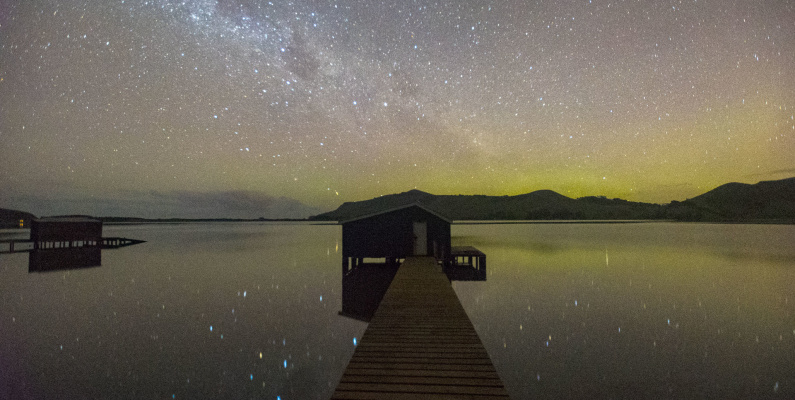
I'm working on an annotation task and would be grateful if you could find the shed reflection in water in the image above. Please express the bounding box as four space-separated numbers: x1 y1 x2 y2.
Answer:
339 262 400 323
28 247 102 273
339 254 489 323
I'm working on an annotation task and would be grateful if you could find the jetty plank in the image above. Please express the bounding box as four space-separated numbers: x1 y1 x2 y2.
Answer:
332 256 509 399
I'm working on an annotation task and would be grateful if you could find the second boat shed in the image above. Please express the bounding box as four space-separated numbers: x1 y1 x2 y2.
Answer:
341 203 451 271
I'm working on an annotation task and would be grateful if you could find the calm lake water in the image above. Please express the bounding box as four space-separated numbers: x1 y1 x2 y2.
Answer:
1 222 793 399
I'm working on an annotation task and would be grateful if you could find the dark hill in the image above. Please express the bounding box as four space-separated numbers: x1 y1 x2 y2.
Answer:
682 177 795 221
312 190 664 221
320 189 438 221
312 177 795 222
0 208 37 228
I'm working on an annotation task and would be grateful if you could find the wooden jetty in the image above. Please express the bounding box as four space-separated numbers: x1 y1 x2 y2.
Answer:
0 237 145 254
333 256 509 399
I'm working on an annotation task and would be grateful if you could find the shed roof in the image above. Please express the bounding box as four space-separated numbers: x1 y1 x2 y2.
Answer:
340 202 452 224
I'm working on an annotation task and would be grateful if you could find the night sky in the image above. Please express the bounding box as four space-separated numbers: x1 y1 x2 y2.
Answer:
1 1 793 218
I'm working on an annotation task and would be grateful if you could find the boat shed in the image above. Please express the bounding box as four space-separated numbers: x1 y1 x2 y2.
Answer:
30 217 103 249
341 203 451 271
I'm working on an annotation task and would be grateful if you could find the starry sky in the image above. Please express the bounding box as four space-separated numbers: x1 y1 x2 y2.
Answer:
1 0 793 218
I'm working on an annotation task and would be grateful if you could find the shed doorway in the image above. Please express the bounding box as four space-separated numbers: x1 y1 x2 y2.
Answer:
413 221 427 255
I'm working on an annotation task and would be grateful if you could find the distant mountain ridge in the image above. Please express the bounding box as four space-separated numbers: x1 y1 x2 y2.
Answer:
312 177 795 222
3 177 793 224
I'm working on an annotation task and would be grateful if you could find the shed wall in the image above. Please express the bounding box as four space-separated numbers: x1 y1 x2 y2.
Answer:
30 220 103 242
342 206 450 261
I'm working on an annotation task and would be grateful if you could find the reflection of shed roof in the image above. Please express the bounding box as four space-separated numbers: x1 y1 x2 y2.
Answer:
340 202 452 224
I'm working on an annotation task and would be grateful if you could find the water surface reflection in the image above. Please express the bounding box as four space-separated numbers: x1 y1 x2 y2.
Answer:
1 222 361 400
452 222 795 399
1 222 792 399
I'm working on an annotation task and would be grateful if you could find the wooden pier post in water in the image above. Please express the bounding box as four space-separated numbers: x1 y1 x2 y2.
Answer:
333 256 509 399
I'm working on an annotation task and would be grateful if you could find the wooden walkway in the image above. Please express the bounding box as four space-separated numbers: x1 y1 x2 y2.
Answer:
333 256 509 399
0 237 145 254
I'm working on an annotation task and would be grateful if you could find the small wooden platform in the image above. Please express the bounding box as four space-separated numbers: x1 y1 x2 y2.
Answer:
450 246 486 269
332 256 509 399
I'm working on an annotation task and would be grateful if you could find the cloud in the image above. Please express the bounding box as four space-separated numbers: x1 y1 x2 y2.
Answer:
745 168 795 178
152 190 323 219
1 189 324 219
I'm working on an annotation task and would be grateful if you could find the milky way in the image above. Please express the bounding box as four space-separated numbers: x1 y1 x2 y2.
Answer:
1 1 793 217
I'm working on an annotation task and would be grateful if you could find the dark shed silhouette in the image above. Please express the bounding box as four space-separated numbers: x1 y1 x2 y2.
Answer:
341 202 451 272
30 217 103 249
